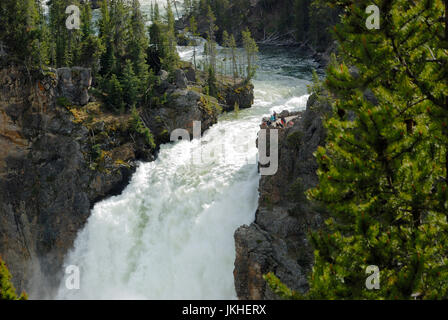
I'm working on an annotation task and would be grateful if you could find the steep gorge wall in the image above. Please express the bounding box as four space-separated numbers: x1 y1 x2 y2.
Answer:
234 93 331 299
0 67 145 296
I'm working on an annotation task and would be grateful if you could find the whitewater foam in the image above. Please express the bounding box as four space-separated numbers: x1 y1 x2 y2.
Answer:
54 43 314 300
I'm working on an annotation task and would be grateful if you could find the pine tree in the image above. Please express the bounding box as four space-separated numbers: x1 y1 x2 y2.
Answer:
147 0 179 73
129 105 156 150
78 1 103 71
0 258 27 300
241 28 258 81
121 59 139 108
99 0 115 76
265 0 448 300
162 0 180 72
153 1 160 21
105 74 125 113
109 0 128 66
100 41 116 77
98 0 129 75
147 20 167 73
205 5 218 75
48 0 83 68
98 0 111 40
229 34 238 83
207 65 218 97
0 0 46 69
127 0 149 93
189 16 199 69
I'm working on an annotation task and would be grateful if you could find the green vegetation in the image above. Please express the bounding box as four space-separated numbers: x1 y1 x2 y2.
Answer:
185 0 338 51
3 0 447 302
241 28 258 81
129 106 156 149
147 0 180 74
104 74 125 113
0 0 181 114
263 272 302 300
97 0 153 112
0 0 46 69
0 258 27 300
190 4 259 92
266 0 448 300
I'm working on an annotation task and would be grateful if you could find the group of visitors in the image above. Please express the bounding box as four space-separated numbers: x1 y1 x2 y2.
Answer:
265 111 287 128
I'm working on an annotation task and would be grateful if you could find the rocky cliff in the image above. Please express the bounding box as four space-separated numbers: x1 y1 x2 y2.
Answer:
233 93 331 299
141 67 254 144
0 64 240 297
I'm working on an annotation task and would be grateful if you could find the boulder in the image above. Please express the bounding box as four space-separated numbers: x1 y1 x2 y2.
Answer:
56 67 92 106
174 69 188 89
184 67 196 83
224 82 254 111
159 69 169 81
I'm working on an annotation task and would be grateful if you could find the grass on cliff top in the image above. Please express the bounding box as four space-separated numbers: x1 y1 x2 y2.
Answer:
66 102 131 132
64 102 156 172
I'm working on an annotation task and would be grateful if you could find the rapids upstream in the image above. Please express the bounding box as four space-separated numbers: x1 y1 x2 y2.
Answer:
55 46 319 300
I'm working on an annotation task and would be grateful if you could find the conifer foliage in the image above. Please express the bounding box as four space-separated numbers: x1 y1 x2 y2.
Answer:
267 0 448 300
0 258 27 300
0 0 46 69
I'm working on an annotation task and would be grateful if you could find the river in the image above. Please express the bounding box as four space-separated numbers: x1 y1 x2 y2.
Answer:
54 1 319 300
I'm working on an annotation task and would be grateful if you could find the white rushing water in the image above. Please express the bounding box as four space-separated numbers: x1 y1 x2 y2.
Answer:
53 2 319 298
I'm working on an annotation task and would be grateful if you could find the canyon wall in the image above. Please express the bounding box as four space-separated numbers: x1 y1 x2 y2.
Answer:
233 93 331 299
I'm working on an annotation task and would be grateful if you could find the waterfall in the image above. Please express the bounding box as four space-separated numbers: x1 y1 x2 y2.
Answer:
55 41 316 300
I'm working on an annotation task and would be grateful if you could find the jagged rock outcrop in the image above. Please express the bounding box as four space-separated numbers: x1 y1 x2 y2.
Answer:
183 65 255 112
141 69 221 145
142 88 220 144
143 68 254 144
56 67 92 106
222 82 254 112
234 92 332 300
